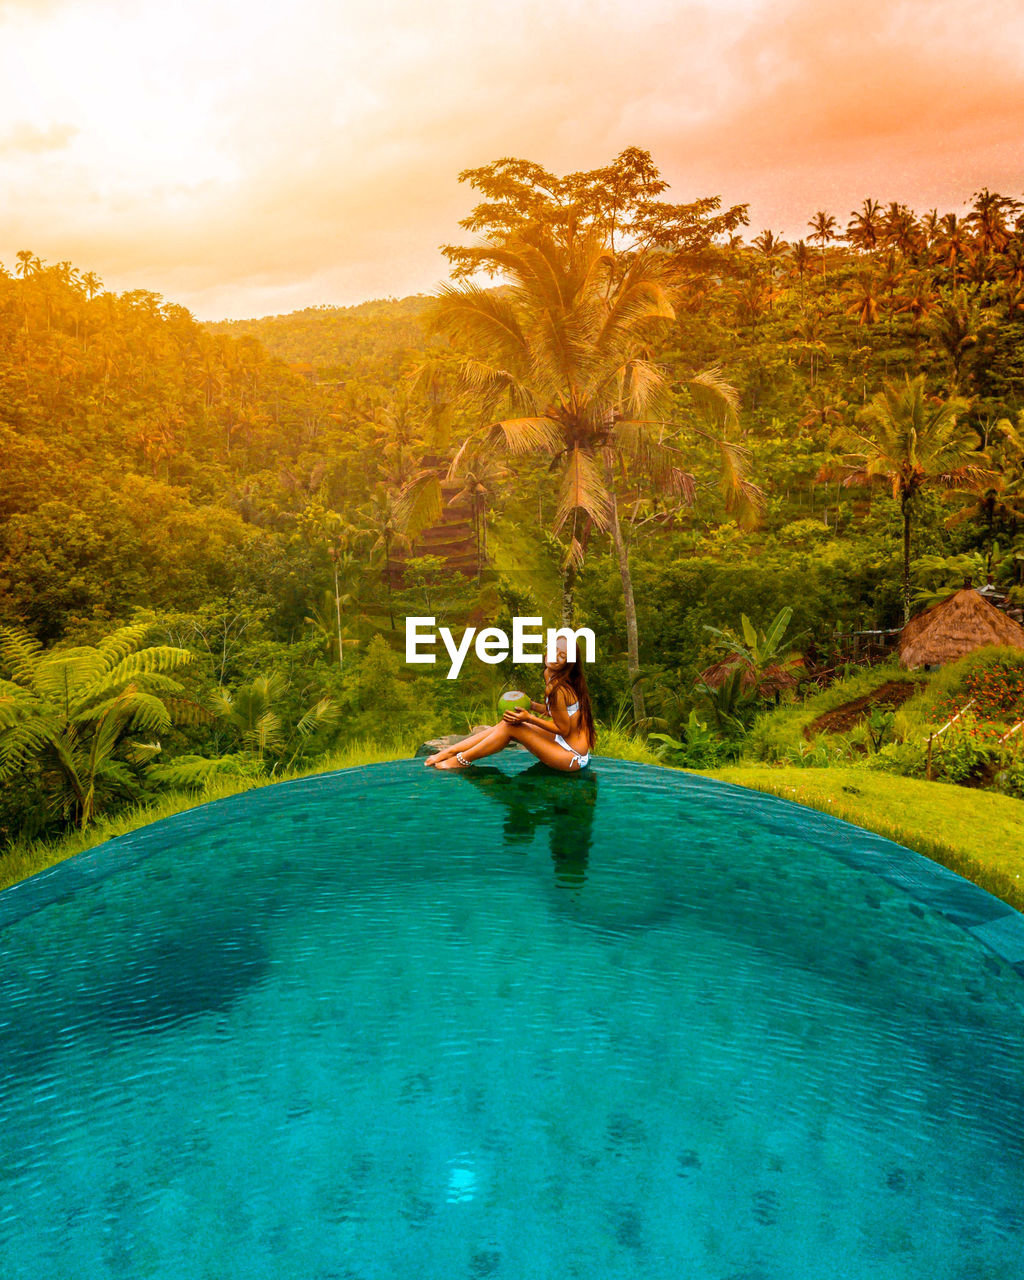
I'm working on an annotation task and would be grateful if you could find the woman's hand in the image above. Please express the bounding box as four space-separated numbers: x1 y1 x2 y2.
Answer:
502 708 528 725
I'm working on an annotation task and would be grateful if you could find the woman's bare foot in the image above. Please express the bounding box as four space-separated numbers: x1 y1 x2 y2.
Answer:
424 747 455 767
435 752 471 769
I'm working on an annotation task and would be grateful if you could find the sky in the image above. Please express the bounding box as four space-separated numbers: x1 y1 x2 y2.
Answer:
1 0 1022 321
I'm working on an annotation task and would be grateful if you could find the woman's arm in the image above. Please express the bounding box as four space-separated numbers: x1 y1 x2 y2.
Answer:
505 708 558 734
511 686 572 736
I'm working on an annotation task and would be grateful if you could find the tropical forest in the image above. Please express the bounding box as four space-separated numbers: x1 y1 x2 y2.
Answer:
3 148 1024 907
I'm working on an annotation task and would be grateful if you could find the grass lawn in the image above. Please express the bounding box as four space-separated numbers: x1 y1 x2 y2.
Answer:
704 765 1024 913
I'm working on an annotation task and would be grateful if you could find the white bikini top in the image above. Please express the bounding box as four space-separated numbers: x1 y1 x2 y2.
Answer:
546 694 580 717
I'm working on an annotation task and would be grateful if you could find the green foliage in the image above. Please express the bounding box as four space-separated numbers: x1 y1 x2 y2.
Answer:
205 670 342 769
0 621 200 832
782 735 856 768
694 666 756 734
649 711 740 769
993 753 1024 800
4 176 1024 861
900 646 1024 726
346 634 437 742
865 706 895 752
929 716 999 784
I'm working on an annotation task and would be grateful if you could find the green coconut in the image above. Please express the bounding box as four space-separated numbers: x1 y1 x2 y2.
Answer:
498 690 531 715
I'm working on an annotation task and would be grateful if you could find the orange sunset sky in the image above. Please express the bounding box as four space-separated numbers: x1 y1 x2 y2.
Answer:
2 0 1022 321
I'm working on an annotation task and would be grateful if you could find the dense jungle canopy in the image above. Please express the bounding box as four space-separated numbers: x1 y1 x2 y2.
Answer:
2 149 1024 851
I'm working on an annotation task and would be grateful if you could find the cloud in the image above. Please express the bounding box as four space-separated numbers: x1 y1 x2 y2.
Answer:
1 0 1022 318
647 0 1024 231
0 121 78 153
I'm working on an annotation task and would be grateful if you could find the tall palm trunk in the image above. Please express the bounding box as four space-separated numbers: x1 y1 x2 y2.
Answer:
560 513 596 629
605 465 645 724
333 561 344 669
561 561 577 628
384 530 395 630
901 493 913 624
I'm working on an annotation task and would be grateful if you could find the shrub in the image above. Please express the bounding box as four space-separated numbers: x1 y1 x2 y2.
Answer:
902 647 1024 728
993 753 1024 799
649 712 741 769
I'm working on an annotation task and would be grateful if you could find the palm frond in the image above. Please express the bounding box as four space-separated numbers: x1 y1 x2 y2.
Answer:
682 367 741 431
428 284 529 367
0 717 53 780
612 423 696 500
95 623 156 672
0 625 44 685
248 709 284 755
146 754 247 788
208 687 235 719
295 696 342 736
161 696 217 726
554 446 613 533
95 646 194 689
31 650 107 701
396 471 444 540
122 739 163 766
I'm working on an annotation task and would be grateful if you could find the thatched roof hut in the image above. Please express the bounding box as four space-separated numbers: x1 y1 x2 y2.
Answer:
898 588 1024 669
699 655 801 695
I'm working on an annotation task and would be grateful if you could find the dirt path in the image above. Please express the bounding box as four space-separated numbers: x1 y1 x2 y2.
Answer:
804 679 924 739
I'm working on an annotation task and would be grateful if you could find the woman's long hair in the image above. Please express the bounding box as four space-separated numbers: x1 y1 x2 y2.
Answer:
546 650 596 750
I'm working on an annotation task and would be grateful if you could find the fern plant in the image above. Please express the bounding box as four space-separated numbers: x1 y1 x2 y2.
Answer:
0 622 204 830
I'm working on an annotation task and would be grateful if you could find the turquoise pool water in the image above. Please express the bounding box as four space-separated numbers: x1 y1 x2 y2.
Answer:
1 756 1023 1279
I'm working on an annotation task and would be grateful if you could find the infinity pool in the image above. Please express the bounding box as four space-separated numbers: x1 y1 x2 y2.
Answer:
1 756 1022 1279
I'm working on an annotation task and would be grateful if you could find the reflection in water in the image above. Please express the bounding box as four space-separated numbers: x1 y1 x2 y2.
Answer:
457 761 598 887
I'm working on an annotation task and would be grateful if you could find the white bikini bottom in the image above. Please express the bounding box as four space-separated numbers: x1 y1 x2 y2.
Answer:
554 733 590 769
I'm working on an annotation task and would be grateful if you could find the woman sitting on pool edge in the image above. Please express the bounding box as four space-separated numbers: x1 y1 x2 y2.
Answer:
426 638 595 770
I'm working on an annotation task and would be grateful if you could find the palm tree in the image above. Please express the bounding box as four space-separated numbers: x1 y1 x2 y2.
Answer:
934 213 972 289
844 272 882 326
926 293 984 392
877 249 906 344
14 249 36 279
799 387 848 437
297 505 367 668
964 189 1022 254
208 673 340 770
819 375 990 621
428 215 760 722
881 203 920 259
945 414 1024 536
808 211 837 278
997 237 1024 318
895 271 938 337
751 230 788 311
731 271 770 334
846 199 883 254
790 239 813 298
363 482 410 628
0 622 202 830
792 310 830 388
447 453 509 573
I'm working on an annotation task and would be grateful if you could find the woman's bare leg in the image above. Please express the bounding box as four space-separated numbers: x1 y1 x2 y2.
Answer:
424 725 495 766
434 721 511 767
435 721 577 771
